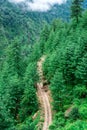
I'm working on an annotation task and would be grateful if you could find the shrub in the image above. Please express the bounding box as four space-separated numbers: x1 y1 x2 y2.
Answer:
64 120 87 130
79 103 87 119
74 85 87 98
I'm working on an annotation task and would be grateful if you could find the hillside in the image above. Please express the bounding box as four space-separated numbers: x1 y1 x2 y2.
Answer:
0 0 71 68
0 0 87 51
0 0 87 130
0 0 70 49
41 11 87 129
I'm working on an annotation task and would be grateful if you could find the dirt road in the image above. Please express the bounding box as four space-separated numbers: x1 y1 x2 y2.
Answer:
37 56 52 130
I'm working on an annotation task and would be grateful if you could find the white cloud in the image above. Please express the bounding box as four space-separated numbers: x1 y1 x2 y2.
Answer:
9 0 25 3
27 2 50 12
8 0 67 11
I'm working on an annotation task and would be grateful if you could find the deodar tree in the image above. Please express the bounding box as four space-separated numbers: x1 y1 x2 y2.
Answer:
71 0 84 23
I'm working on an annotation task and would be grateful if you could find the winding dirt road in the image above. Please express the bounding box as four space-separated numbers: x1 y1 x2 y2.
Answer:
37 56 52 130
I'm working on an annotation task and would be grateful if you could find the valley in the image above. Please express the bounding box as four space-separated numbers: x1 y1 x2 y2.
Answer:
0 0 87 130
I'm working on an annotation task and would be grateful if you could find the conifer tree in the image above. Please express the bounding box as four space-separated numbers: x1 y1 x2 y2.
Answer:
1 38 23 120
39 24 50 53
71 0 84 23
20 63 38 121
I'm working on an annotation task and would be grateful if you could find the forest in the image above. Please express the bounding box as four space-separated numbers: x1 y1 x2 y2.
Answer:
0 0 87 130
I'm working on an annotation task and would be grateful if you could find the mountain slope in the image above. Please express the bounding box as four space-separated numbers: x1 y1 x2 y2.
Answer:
39 9 87 130
0 0 87 51
0 0 71 64
0 0 87 130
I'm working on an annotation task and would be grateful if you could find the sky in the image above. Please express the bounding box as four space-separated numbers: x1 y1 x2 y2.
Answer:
8 0 67 11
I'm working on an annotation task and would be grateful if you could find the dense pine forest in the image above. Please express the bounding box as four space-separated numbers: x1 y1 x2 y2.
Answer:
0 0 87 130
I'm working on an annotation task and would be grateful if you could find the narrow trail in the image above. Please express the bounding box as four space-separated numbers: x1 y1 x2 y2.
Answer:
37 56 52 130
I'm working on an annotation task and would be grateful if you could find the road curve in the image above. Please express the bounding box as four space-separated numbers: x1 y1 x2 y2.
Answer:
37 56 52 130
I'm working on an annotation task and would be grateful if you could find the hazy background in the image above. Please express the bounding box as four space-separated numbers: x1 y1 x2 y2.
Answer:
8 0 67 11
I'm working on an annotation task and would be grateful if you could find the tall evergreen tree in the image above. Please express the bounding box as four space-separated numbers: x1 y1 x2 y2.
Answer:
1 38 24 120
71 0 84 23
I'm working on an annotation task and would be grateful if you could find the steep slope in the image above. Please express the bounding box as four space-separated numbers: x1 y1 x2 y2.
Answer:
39 9 87 130
0 1 87 130
1 0 87 53
0 0 71 66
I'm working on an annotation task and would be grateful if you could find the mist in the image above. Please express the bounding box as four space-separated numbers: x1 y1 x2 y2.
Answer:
8 0 67 11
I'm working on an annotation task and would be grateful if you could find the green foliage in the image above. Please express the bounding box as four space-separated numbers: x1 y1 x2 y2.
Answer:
73 85 87 98
29 43 42 62
0 101 14 130
76 53 87 85
68 107 80 120
0 37 39 129
42 5 87 130
64 120 87 130
79 102 87 119
16 116 39 130
44 30 55 52
24 62 38 84
49 112 66 130
20 82 38 121
43 52 60 82
50 71 65 111
19 62 38 122
39 24 50 53
0 0 87 129
71 0 84 23
81 11 87 29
